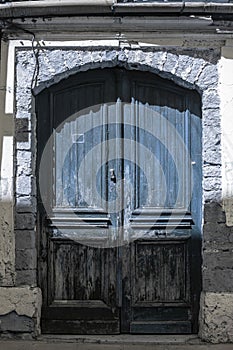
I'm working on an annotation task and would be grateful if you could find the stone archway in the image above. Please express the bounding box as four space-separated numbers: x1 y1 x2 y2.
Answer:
14 44 221 336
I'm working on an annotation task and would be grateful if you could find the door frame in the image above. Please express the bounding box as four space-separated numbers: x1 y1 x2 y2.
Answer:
36 66 202 334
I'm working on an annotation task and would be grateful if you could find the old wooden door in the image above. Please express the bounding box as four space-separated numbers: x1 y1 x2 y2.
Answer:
37 68 202 334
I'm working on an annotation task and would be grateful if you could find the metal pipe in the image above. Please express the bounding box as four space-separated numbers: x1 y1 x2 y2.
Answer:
0 1 233 18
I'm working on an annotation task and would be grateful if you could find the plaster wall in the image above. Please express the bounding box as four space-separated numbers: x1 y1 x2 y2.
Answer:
0 41 14 286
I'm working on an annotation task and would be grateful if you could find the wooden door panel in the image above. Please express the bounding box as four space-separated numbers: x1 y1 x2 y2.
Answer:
131 82 190 211
130 321 192 334
133 240 190 304
128 239 192 334
51 241 102 301
123 75 198 237
42 318 119 335
133 306 191 321
42 239 120 334
37 68 202 334
54 82 111 211
38 69 121 334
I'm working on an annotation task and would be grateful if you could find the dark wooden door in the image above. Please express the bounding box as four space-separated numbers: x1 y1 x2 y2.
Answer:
37 68 202 334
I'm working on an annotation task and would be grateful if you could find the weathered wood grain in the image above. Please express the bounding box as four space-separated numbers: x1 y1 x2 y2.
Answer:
37 68 201 334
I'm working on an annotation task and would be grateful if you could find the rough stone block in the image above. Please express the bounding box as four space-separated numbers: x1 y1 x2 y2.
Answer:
118 50 128 63
91 50 103 64
15 249 37 271
15 117 31 134
16 150 33 176
0 311 34 333
203 177 221 192
203 268 233 292
15 131 31 145
204 202 226 224
203 164 221 178
203 222 232 243
17 57 35 84
199 292 233 343
203 149 221 165
197 64 218 88
105 50 118 63
151 51 167 71
16 270 37 286
16 50 35 66
15 231 36 250
163 52 179 75
202 108 221 127
186 58 206 84
203 250 233 269
202 250 233 292
15 213 35 230
203 125 221 150
15 196 37 213
15 88 31 112
16 176 32 196
0 287 42 336
82 51 93 64
175 55 194 81
202 88 220 109
204 190 222 203
16 132 31 151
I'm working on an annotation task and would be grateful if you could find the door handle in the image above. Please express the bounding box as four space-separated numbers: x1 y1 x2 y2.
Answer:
110 168 116 183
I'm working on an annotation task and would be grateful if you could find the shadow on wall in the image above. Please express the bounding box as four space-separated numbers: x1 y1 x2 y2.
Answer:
202 201 233 292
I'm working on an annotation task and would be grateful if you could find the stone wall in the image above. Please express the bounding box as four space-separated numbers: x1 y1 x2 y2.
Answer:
198 41 233 344
0 40 41 338
0 41 232 340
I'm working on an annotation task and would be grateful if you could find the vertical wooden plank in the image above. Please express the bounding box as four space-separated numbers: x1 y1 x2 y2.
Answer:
121 243 131 333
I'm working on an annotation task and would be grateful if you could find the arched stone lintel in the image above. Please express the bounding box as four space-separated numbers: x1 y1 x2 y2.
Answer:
32 49 216 96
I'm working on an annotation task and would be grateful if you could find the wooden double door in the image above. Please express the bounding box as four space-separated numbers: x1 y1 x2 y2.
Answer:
37 68 202 334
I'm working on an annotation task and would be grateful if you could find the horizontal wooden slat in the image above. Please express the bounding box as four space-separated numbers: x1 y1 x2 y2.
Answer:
52 207 108 214
131 223 193 229
49 206 111 229
130 321 192 334
132 301 191 307
133 306 190 321
42 304 118 320
132 209 192 215
49 223 109 229
42 319 120 335
130 210 194 229
48 216 111 228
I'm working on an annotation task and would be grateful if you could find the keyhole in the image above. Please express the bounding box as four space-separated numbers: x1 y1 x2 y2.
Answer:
110 169 116 183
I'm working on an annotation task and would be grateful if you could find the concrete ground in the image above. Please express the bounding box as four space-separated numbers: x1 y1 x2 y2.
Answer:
0 335 232 350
